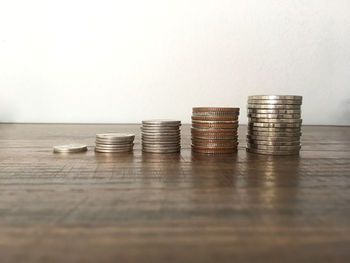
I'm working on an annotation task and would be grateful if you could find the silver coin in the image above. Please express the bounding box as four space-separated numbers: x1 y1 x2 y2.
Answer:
248 95 302 100
141 128 180 133
53 144 88 153
142 132 181 136
95 148 133 153
142 148 180 153
142 125 180 129
247 130 302 137
142 119 181 126
247 143 301 151
142 136 180 141
248 122 302 128
247 135 300 141
248 126 301 132
248 99 302 105
248 118 302 123
248 113 301 119
246 148 300 155
248 109 301 114
95 138 134 144
96 133 135 140
247 104 301 109
247 139 300 146
95 143 134 149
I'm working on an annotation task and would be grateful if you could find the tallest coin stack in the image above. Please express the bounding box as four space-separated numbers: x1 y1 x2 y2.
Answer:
246 95 303 155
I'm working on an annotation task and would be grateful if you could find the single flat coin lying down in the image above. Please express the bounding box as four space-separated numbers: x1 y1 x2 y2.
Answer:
53 144 88 153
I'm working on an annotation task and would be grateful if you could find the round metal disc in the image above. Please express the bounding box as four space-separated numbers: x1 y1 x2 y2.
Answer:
248 109 301 114
248 126 301 132
192 107 240 112
248 113 301 119
142 120 181 126
191 116 239 121
247 104 301 109
247 135 300 141
96 133 135 140
247 131 302 137
247 143 301 151
248 95 302 100
248 122 302 128
247 99 302 105
248 118 302 123
246 148 300 155
53 144 88 153
246 139 300 146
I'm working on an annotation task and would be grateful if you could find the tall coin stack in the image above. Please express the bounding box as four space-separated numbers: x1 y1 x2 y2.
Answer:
191 107 240 154
141 120 181 153
246 95 302 155
95 133 135 153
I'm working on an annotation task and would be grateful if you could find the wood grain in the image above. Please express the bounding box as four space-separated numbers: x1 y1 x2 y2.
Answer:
0 124 349 262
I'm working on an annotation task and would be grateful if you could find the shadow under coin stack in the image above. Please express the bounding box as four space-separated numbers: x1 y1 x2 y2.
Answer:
141 120 181 153
191 107 240 154
95 133 135 153
246 95 303 155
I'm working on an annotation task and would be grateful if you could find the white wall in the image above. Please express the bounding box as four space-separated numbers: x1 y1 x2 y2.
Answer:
0 0 349 125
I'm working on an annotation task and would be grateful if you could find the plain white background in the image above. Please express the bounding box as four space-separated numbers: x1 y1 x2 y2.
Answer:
0 0 349 125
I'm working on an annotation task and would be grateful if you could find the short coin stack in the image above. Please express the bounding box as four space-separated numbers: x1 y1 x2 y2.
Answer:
95 133 135 153
191 107 240 154
141 120 181 153
246 95 302 155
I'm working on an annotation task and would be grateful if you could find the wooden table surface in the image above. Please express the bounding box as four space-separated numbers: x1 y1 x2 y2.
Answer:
0 124 349 262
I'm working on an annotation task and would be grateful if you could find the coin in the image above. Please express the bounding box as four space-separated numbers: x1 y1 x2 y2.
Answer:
53 144 88 153
248 99 302 105
142 148 180 153
95 148 133 153
193 107 240 112
96 133 135 141
248 126 301 132
192 111 240 117
192 116 239 121
247 143 301 151
246 139 300 146
247 130 302 137
142 119 181 126
192 147 237 154
246 148 300 155
191 138 238 144
191 128 237 134
248 113 301 119
247 135 300 141
192 141 238 148
247 109 301 114
247 104 301 109
192 120 238 124
248 95 302 100
248 118 302 123
192 123 239 129
248 122 302 128
95 144 134 149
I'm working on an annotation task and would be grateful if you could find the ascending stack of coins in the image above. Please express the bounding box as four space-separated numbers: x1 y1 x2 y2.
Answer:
191 107 240 154
246 95 302 155
141 120 181 153
95 133 135 153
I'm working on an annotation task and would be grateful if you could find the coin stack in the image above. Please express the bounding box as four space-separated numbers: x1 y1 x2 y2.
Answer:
246 95 302 155
191 107 240 154
141 120 181 153
95 133 135 153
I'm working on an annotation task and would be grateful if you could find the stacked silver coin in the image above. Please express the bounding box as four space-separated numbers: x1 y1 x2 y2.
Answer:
95 133 135 153
141 120 181 153
246 95 302 155
191 107 240 154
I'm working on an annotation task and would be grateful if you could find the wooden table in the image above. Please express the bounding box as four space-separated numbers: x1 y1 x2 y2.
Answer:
0 124 349 262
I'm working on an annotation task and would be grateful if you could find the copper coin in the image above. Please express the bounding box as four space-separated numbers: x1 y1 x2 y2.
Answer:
191 138 238 144
193 107 240 112
191 116 239 121
192 147 237 154
192 142 238 148
191 128 237 134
